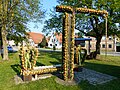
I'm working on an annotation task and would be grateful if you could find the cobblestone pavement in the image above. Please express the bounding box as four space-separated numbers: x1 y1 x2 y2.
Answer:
74 68 117 85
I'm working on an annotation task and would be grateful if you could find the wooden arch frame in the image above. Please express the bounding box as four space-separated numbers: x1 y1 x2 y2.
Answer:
56 5 108 81
20 5 108 82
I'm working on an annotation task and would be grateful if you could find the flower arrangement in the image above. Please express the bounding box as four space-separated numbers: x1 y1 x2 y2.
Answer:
20 46 38 72
62 12 69 81
69 13 75 80
61 12 75 81
22 67 62 76
76 8 108 16
56 5 108 17
56 5 73 13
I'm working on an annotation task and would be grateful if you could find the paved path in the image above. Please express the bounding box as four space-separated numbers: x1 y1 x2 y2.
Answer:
101 52 120 56
74 68 117 85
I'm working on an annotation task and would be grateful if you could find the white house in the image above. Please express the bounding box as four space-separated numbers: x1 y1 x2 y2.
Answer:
84 35 120 52
48 33 62 49
7 40 16 46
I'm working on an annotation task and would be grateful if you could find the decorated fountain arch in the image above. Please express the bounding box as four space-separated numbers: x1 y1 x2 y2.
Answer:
56 5 108 81
20 5 108 82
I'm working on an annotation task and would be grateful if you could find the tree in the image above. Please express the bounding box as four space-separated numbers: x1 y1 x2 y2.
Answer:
43 0 120 55
38 36 47 48
78 32 84 38
0 0 44 60
43 12 63 35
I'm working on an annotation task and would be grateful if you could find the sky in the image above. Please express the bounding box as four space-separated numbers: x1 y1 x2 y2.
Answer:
28 0 58 34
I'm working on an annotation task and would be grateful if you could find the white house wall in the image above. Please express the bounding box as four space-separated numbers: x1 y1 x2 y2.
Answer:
48 35 62 49
8 40 16 46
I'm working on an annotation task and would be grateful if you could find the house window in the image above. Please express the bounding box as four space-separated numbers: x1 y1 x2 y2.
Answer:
109 44 112 48
50 44 52 46
109 36 112 40
102 36 106 40
55 44 57 46
102 44 105 48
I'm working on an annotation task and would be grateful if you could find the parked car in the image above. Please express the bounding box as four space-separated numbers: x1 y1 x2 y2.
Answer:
1 46 16 53
7 46 13 52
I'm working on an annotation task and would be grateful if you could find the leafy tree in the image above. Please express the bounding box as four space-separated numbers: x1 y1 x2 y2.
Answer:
43 0 120 56
0 0 44 60
78 32 84 38
43 12 63 35
38 36 47 48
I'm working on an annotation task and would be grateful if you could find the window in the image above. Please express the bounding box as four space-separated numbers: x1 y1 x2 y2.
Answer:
102 36 106 40
109 36 112 40
50 44 52 46
109 44 112 48
102 44 105 48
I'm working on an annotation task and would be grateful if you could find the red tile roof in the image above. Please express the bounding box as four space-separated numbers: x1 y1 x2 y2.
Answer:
28 32 44 44
55 33 62 44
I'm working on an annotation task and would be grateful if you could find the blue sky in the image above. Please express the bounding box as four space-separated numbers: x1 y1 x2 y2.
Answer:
28 0 58 34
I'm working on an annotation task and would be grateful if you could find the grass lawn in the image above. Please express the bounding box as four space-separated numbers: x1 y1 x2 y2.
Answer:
0 52 120 90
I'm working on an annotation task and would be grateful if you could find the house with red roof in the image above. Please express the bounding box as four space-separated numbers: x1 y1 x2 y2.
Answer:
27 32 44 46
48 33 62 49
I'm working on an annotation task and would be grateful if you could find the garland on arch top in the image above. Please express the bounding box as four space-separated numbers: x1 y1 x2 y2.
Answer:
56 5 108 17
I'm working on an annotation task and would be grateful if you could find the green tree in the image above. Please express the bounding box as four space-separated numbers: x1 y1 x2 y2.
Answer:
0 0 44 60
38 36 47 48
43 13 63 35
43 0 120 55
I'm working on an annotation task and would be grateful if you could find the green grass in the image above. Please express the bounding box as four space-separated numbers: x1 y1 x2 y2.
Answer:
0 52 120 90
85 55 120 78
37 51 62 66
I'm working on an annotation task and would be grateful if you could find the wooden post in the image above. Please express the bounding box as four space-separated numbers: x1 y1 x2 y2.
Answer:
105 17 108 57
62 12 75 81
62 12 69 81
23 75 32 81
56 5 108 81
70 12 75 80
